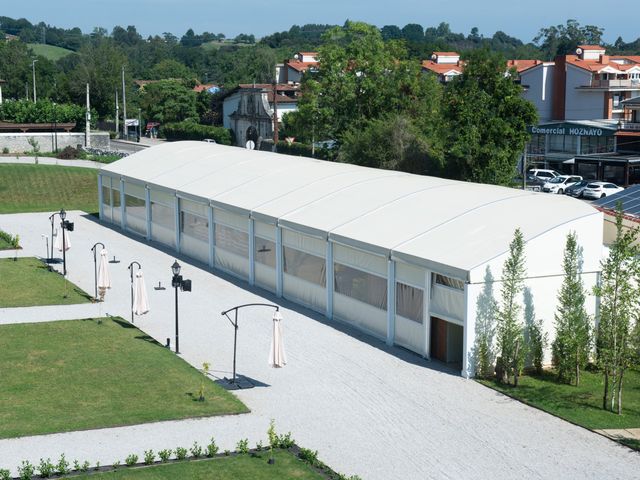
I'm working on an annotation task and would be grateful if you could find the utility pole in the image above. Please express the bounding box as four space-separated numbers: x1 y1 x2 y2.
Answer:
31 59 38 102
121 66 127 140
85 83 91 147
272 82 279 147
115 90 119 137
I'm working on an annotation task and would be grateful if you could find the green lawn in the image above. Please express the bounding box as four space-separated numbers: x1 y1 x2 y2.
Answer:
0 257 91 307
28 43 74 61
72 452 323 479
0 318 248 438
479 368 640 430
0 164 98 214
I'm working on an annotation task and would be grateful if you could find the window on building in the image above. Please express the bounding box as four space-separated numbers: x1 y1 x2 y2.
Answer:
284 246 325 285
101 186 111 206
112 189 121 208
396 282 424 323
125 194 145 218
255 237 276 268
433 273 464 290
334 263 387 310
181 211 208 242
214 224 248 256
603 165 625 185
549 134 578 154
151 202 174 229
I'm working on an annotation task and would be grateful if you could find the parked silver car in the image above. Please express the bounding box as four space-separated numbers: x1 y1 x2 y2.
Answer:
542 175 583 194
582 182 624 199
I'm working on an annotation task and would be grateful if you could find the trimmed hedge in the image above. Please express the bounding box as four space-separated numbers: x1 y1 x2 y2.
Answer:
161 121 232 145
275 141 333 160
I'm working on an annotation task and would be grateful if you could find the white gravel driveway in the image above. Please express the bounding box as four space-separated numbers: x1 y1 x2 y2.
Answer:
0 211 638 479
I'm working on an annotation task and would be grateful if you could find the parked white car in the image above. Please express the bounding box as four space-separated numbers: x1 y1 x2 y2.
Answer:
528 169 562 182
582 182 624 199
542 175 583 194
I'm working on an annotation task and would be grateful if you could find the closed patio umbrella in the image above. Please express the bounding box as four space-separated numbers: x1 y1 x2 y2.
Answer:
97 249 111 301
54 227 70 252
269 310 286 368
133 270 150 316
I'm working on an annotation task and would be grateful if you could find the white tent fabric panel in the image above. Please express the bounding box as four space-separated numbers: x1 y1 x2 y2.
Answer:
215 249 249 279
150 202 175 247
124 182 146 198
283 273 326 313
396 262 426 288
254 221 276 241
334 244 386 276
112 187 122 224
430 285 465 324
334 293 387 339
181 235 209 264
180 198 209 217
255 262 276 292
214 208 248 231
395 313 425 355
282 229 325 256
150 189 175 205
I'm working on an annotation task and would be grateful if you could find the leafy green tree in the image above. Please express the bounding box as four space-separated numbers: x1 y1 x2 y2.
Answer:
148 59 194 80
442 48 538 185
523 287 547 375
552 232 591 385
140 80 197 124
401 24 424 43
533 19 604 59
380 25 402 41
496 228 526 386
594 205 640 414
338 114 443 175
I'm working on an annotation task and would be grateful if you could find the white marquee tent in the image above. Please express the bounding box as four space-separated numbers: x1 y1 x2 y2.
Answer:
99 141 603 376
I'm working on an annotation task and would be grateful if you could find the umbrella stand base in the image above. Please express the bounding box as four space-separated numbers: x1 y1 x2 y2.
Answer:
217 375 255 390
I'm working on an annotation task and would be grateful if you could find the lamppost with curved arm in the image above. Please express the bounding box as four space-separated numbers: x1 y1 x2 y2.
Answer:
221 303 280 387
171 260 192 354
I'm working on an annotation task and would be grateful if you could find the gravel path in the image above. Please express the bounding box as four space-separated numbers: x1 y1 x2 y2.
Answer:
0 212 638 479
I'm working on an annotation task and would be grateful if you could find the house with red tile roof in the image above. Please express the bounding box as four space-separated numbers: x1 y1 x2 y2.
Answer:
276 52 319 84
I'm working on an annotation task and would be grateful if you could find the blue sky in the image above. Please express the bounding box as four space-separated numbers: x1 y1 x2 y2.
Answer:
2 0 638 44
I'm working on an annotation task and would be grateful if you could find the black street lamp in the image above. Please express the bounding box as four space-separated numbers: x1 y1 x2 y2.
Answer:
128 261 142 323
171 260 192 354
57 209 74 275
90 242 105 301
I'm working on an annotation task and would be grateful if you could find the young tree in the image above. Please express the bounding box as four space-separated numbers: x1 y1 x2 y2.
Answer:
496 228 526 386
552 232 591 385
594 206 640 414
524 287 547 375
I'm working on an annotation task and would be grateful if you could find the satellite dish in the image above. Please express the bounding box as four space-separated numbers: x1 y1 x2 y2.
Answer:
294 53 300 60
576 47 583 55
245 140 256 150
431 53 437 61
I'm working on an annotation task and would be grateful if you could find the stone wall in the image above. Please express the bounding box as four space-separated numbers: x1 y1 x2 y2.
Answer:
0 132 110 153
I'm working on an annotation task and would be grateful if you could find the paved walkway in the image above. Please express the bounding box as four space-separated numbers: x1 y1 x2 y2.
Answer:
597 428 640 442
0 212 639 479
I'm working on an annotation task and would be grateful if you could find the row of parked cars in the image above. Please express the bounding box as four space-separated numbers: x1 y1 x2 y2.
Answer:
525 169 624 199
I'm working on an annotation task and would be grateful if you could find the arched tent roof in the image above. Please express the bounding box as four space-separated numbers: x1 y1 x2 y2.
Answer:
101 141 600 280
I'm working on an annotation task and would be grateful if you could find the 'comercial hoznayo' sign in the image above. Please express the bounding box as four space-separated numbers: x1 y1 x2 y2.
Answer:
528 122 617 137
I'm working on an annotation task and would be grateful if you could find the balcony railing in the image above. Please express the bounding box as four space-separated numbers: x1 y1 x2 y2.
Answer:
587 79 640 88
618 122 640 131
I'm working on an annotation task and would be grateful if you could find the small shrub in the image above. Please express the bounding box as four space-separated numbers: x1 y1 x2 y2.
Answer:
80 461 90 472
37 458 55 477
112 461 120 470
267 419 278 449
144 450 155 465
298 448 319 467
56 454 70 475
2 147 9 154
278 432 295 448
0 230 20 248
125 454 138 466
56 146 81 160
190 441 203 458
0 468 10 480
223 450 230 456
256 440 263 452
161 121 232 145
73 459 81 471
175 447 188 460
206 438 219 457
94 461 101 471
236 438 249 455
18 460 35 480
158 449 172 462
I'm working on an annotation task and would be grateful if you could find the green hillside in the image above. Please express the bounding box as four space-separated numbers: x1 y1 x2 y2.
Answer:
28 43 74 61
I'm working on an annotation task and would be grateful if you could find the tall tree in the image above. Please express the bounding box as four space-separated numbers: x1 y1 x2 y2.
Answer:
533 19 604 59
474 266 498 377
442 48 538 185
524 287 547 375
496 228 526 386
552 232 591 385
139 79 197 124
594 205 640 414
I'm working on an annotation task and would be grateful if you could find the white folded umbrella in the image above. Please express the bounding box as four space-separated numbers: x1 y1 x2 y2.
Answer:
133 270 150 316
54 227 70 252
97 249 111 301
269 310 287 368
